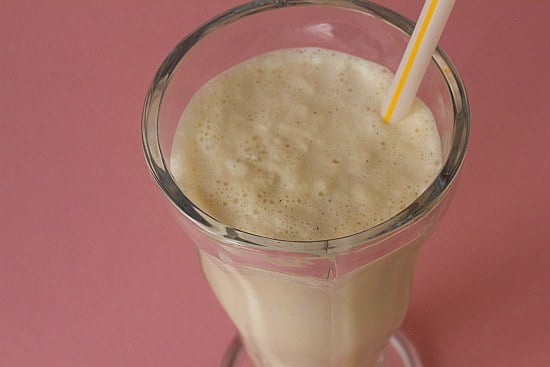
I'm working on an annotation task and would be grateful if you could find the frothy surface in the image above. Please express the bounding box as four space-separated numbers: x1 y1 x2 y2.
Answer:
171 48 442 240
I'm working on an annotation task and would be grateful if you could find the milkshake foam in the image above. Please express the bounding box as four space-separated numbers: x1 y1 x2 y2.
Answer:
171 48 442 241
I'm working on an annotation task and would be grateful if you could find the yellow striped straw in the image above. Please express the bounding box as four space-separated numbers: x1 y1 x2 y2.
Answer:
381 0 456 123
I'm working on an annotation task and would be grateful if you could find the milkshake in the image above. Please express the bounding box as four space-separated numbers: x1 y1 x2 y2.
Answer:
170 48 442 367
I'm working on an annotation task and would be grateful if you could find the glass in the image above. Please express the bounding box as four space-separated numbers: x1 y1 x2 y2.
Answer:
142 1 469 367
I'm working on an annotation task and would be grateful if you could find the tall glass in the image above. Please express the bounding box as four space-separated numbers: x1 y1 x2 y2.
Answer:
142 1 470 367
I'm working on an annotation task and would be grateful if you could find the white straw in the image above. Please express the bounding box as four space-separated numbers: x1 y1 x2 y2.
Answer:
381 0 456 123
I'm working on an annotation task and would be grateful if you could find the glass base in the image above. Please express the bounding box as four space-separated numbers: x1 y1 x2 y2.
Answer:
221 330 423 367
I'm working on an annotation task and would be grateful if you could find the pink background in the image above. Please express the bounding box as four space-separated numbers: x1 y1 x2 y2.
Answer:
2 1 549 366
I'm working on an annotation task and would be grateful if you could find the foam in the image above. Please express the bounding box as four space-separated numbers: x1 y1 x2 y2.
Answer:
171 48 442 240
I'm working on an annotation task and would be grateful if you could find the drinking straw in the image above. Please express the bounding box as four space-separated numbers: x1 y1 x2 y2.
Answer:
381 0 456 123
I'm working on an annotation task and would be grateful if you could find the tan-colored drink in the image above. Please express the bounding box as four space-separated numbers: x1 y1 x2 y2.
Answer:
171 48 442 367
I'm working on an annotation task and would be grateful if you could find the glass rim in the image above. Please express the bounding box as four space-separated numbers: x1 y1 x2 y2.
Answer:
141 0 470 255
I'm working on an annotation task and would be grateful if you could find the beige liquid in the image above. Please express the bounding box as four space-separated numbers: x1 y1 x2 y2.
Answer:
171 48 442 367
